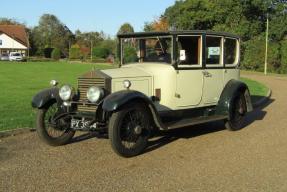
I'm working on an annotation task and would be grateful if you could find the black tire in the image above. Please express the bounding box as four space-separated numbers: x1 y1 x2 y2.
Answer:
225 93 246 131
36 101 75 146
108 103 151 157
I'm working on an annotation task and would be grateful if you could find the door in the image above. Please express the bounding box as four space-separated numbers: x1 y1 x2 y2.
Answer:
176 70 204 107
176 35 203 108
202 36 224 105
202 69 224 104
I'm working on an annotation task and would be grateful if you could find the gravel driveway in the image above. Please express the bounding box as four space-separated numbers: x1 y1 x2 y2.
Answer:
1 72 287 192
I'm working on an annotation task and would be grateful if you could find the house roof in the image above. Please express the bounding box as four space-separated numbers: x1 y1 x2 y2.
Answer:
0 25 28 47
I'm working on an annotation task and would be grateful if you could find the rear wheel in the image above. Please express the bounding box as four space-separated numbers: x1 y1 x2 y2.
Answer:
36 101 75 146
225 93 246 131
108 103 151 157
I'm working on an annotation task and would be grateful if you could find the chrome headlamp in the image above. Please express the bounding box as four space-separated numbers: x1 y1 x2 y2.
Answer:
59 85 73 101
87 86 104 103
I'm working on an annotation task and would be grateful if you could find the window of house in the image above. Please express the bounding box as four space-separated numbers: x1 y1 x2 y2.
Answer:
224 38 238 65
177 36 202 67
0 39 2 45
206 36 222 66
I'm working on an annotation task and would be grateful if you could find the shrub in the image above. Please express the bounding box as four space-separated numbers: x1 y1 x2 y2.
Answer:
267 42 281 73
43 47 53 58
69 45 82 60
242 36 281 73
123 46 137 64
92 47 110 59
51 48 61 60
280 40 287 74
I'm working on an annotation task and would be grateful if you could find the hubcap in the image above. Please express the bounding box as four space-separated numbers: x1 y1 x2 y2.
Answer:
45 103 70 138
120 109 147 149
134 125 142 135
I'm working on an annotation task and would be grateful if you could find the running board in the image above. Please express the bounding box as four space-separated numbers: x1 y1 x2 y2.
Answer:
164 115 227 130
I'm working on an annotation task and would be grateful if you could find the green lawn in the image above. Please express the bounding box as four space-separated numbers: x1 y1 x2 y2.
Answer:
0 61 114 131
0 61 269 131
240 77 269 103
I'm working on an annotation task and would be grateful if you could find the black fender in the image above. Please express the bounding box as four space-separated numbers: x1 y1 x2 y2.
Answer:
31 87 60 109
215 79 253 119
102 90 167 129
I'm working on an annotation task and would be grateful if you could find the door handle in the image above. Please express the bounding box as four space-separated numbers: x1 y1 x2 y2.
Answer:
202 71 212 77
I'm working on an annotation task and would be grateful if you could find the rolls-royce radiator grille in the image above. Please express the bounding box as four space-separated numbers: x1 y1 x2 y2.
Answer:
77 77 105 112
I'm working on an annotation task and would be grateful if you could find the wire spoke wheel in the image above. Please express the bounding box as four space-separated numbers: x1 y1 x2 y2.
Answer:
120 110 147 149
44 103 70 138
109 103 151 157
225 93 246 131
36 101 75 146
231 94 245 125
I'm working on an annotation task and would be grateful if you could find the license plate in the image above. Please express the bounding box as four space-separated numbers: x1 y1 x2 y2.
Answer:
71 119 97 130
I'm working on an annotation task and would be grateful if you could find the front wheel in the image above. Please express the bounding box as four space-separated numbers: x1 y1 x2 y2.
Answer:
108 103 151 157
225 93 246 131
36 101 75 146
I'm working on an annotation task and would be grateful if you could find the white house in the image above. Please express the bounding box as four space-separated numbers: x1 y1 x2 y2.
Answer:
0 25 28 56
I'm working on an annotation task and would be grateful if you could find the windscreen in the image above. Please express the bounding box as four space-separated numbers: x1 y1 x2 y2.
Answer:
121 36 172 65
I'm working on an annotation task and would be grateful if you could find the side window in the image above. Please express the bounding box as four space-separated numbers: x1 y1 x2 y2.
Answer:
178 36 202 67
224 38 238 65
0 39 2 45
206 36 222 66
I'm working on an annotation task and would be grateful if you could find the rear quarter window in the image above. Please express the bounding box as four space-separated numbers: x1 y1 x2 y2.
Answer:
224 38 239 66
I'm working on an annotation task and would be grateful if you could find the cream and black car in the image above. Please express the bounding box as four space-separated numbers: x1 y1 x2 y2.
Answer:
32 31 253 157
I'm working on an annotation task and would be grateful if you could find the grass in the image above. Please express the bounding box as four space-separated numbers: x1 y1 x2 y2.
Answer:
240 77 269 103
0 61 114 131
0 61 269 131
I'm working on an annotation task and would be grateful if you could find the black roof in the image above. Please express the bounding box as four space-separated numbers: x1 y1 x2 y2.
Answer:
117 30 240 39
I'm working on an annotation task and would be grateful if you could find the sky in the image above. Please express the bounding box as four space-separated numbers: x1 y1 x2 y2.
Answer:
0 0 176 37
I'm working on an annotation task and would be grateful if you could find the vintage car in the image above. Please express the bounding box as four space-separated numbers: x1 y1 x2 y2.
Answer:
32 31 253 157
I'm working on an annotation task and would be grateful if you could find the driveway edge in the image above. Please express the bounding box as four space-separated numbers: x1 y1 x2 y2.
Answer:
0 128 36 139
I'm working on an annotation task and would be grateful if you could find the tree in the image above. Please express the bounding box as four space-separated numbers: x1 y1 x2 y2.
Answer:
0 18 23 25
75 30 105 48
164 0 271 41
144 17 169 32
118 23 134 34
163 0 287 72
92 47 110 59
32 14 74 57
97 38 117 54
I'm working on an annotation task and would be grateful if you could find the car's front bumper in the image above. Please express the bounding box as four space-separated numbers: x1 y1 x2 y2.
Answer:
62 100 107 131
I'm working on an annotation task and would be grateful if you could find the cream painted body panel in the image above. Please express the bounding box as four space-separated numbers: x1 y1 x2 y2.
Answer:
175 70 203 108
102 63 178 111
223 68 240 84
202 69 224 104
112 77 153 97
